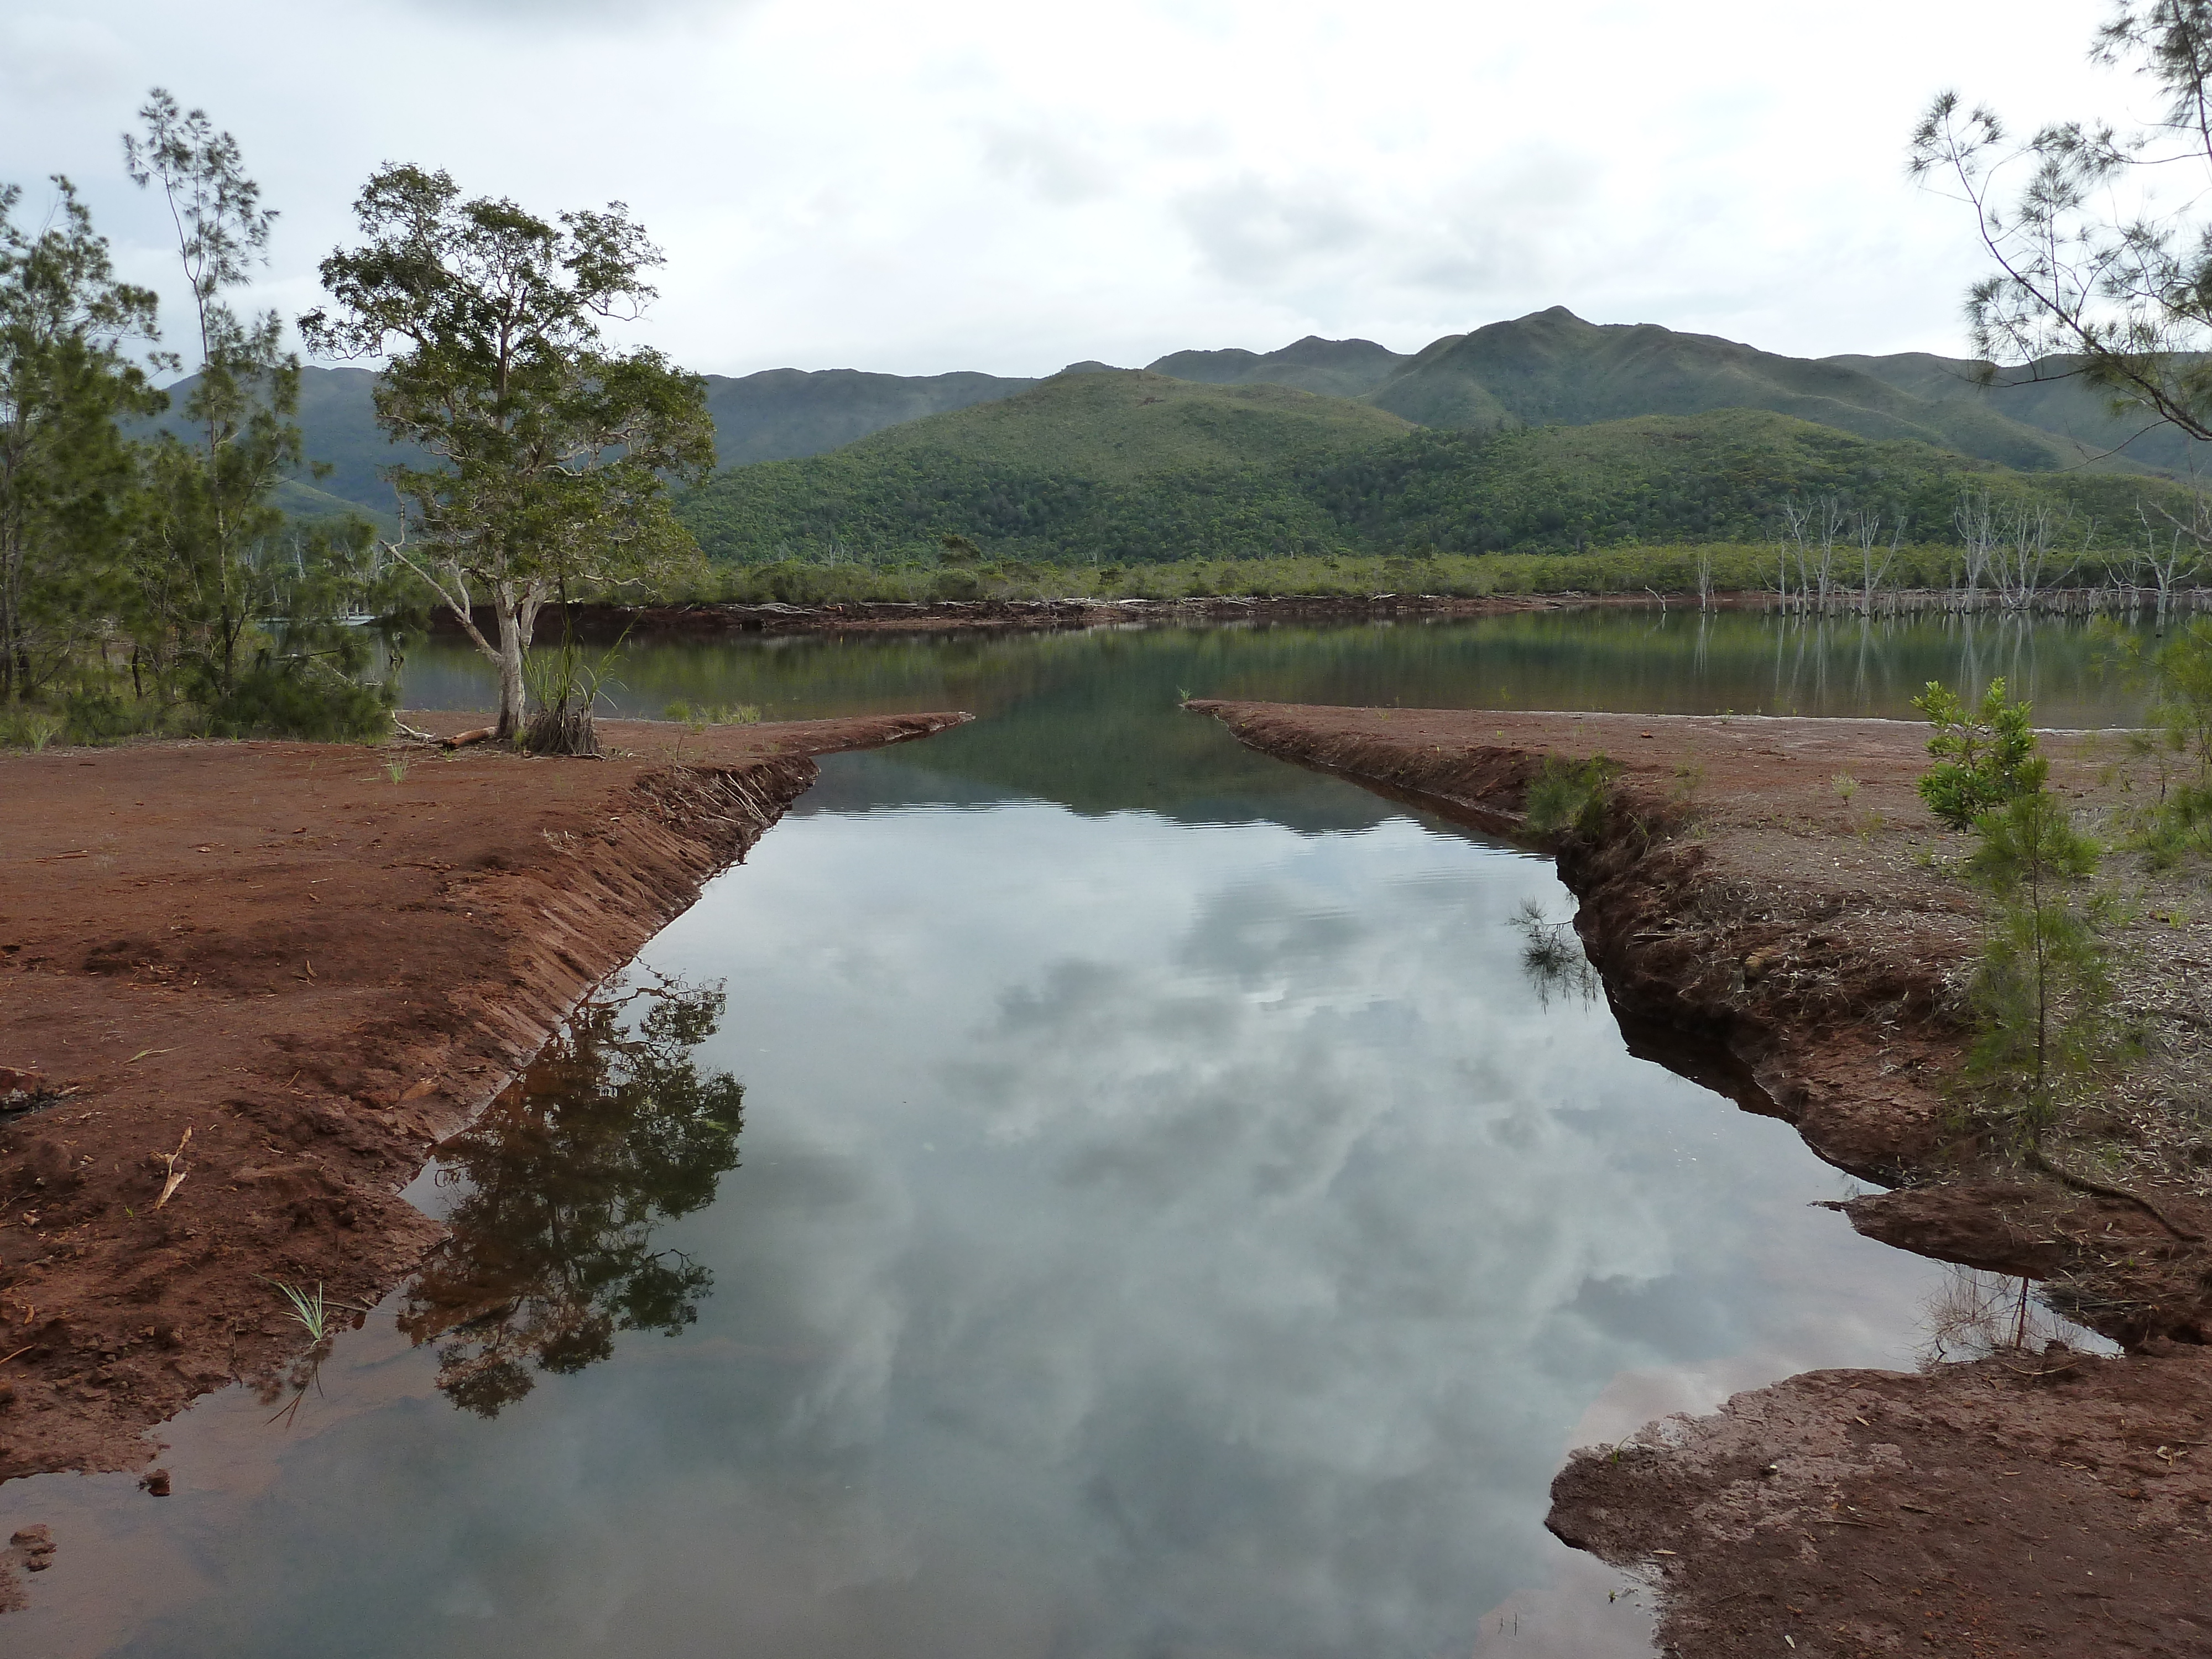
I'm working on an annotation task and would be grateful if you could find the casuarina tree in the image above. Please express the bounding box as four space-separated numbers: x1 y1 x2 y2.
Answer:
125 90 314 714
1911 3 2212 455
0 178 160 701
304 166 716 744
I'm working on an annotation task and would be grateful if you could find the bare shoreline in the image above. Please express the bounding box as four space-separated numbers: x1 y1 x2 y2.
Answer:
0 709 968 1499
1189 697 2212 1655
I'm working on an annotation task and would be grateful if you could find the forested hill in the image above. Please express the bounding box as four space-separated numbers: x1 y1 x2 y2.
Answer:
676 371 2191 565
225 309 2209 525
702 366 1036 465
150 361 1041 520
1357 307 2121 473
1144 336 1410 398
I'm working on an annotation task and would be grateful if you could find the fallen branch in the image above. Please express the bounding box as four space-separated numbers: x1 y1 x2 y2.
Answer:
2029 1147 2205 1241
153 1127 192 1209
442 726 497 750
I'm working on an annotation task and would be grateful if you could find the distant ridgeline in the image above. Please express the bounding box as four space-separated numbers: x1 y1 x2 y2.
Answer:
252 306 2209 562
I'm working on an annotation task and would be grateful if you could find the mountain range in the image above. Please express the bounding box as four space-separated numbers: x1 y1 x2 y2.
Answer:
189 306 2204 532
676 368 2190 567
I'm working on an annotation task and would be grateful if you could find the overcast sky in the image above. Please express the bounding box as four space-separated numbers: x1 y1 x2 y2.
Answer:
0 0 2143 380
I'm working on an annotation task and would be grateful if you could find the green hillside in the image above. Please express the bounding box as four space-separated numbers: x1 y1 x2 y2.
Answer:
839 367 1412 476
1145 336 1409 398
1358 307 2146 476
207 314 2212 535
678 373 2194 567
1827 349 2209 476
702 366 1036 466
679 369 1415 565
143 366 423 520
1317 410 2183 551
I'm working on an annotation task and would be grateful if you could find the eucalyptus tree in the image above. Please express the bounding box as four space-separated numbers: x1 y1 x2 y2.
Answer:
124 89 308 708
304 166 716 743
0 178 160 700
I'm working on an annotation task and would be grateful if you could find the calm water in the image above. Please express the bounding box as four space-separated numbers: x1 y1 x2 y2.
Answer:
1 613 2123 1657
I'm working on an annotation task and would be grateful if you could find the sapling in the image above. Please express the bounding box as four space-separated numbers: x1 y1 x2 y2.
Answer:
1929 702 2121 1145
1914 678 2042 830
1523 754 1622 840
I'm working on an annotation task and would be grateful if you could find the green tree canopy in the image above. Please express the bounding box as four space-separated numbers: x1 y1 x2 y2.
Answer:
397 973 745 1417
304 166 716 740
1911 3 2212 463
0 177 160 700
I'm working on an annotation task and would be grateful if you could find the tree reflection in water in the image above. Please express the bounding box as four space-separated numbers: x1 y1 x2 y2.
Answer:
399 972 744 1416
1509 898 1602 1010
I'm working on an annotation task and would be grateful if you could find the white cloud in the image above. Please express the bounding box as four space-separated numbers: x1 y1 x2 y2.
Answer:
0 0 2138 377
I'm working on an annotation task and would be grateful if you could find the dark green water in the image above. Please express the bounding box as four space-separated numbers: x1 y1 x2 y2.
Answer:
0 614 2115 1658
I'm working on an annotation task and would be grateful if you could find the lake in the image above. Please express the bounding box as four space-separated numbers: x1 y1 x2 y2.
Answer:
0 610 2128 1657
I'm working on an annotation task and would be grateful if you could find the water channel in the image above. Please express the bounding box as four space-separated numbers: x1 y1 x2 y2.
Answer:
1 611 2141 1657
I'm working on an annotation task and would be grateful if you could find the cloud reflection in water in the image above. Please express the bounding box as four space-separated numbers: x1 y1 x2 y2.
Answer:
85 790 1949 1659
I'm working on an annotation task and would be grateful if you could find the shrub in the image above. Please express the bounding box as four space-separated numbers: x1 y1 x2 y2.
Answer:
206 661 395 742
0 707 68 751
1523 754 1623 839
1958 787 2120 1143
1913 677 2042 830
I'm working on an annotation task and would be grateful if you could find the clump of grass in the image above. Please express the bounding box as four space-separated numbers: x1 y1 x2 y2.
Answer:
1523 754 1623 840
1 708 67 752
663 700 763 728
263 1278 368 1344
385 758 409 784
265 1278 335 1342
1832 773 1859 807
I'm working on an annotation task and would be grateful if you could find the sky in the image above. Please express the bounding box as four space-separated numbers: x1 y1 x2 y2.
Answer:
0 0 2149 380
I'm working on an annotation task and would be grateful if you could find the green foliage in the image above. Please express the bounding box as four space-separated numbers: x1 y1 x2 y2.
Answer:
1522 754 1623 840
124 90 321 711
305 164 717 739
396 972 744 1417
2100 617 2212 862
1911 7 2212 448
1957 786 2120 1142
0 706 65 750
677 373 2196 571
206 659 392 742
0 177 161 703
662 699 759 726
1914 677 2043 830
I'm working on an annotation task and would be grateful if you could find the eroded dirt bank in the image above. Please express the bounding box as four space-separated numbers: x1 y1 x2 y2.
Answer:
0 710 966 1488
1191 700 2212 1656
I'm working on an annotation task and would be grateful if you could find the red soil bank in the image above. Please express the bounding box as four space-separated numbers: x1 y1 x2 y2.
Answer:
1191 700 2212 1657
0 711 966 1490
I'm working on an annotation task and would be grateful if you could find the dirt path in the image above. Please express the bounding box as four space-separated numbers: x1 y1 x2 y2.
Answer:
0 710 966 1494
1190 699 2212 1656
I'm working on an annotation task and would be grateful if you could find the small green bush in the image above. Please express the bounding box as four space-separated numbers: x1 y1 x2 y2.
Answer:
206 662 395 742
0 707 68 752
931 568 982 602
1913 678 2042 830
65 690 155 744
1523 754 1623 839
1957 784 2120 1144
